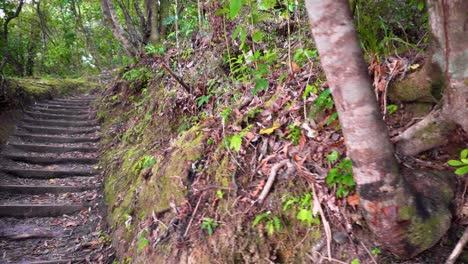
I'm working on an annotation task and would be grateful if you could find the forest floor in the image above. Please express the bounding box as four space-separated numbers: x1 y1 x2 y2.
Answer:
96 38 468 263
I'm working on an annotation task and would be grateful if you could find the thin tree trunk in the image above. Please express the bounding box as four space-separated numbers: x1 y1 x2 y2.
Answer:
305 0 453 258
0 0 25 73
100 0 138 57
146 0 159 45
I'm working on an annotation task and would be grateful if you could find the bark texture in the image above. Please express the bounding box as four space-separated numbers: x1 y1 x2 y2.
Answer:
395 0 468 155
100 0 138 57
305 0 453 258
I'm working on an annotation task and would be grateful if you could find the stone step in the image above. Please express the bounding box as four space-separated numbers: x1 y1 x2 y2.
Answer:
17 125 98 135
22 118 99 128
0 204 85 217
24 111 95 121
12 133 100 144
6 143 98 153
47 99 93 105
0 185 95 194
25 259 86 264
2 153 98 165
1 168 99 178
33 103 89 110
28 107 91 115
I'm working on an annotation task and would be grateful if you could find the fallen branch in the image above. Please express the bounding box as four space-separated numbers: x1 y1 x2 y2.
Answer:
257 160 295 204
310 182 332 260
161 63 192 94
183 194 203 237
445 226 468 264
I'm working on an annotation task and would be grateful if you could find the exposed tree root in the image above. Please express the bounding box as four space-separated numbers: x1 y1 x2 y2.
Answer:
394 110 456 156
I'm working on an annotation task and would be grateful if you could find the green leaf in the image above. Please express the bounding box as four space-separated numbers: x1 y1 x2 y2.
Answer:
266 221 274 235
232 24 241 42
252 30 263 43
273 216 281 231
229 0 242 19
230 134 243 152
297 209 313 225
253 213 270 227
448 160 464 166
461 149 468 159
351 259 360 264
326 150 339 163
137 239 149 252
417 1 424 11
253 78 268 95
259 0 276 10
455 165 468 175
461 159 468 164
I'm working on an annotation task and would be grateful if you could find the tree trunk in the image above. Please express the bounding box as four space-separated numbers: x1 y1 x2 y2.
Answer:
99 0 138 57
0 0 25 74
395 0 467 156
146 0 159 45
305 0 453 258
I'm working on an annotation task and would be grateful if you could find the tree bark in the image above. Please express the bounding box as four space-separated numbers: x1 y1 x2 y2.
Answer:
395 0 468 155
146 0 159 45
0 0 25 74
99 0 138 57
305 0 453 258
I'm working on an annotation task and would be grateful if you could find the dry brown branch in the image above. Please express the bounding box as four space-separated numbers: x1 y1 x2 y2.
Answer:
257 160 295 204
161 63 191 93
183 194 204 237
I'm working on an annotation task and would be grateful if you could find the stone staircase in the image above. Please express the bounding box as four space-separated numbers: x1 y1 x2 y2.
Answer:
0 96 110 263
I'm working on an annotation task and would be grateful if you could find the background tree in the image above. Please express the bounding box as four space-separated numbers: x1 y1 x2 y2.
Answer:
99 0 172 58
305 0 460 258
0 0 25 74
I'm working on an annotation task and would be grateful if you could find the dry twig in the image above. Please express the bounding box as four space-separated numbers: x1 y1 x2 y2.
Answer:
445 226 468 264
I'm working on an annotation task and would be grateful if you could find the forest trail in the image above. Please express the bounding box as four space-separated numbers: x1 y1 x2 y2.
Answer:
0 96 111 263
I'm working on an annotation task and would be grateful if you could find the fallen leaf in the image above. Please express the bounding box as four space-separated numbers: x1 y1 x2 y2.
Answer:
65 221 78 227
260 122 281 135
408 63 420 70
347 194 359 208
291 61 302 73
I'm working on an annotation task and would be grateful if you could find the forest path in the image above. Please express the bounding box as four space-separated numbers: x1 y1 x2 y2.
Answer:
0 96 111 263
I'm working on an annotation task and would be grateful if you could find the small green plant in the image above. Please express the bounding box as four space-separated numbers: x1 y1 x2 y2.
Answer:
326 151 355 198
145 44 166 55
386 104 398 115
137 231 149 252
226 124 253 152
351 259 360 264
311 87 336 124
448 149 468 175
216 190 225 199
252 212 281 236
133 155 156 175
287 124 302 145
122 66 154 83
293 48 318 66
201 217 219 235
371 247 382 256
283 193 320 226
206 138 215 145
196 94 213 107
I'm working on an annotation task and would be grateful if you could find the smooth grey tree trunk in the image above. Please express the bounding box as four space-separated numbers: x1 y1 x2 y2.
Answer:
395 0 468 155
305 0 453 258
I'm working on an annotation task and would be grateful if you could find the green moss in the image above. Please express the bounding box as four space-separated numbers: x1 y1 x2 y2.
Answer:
406 214 449 250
